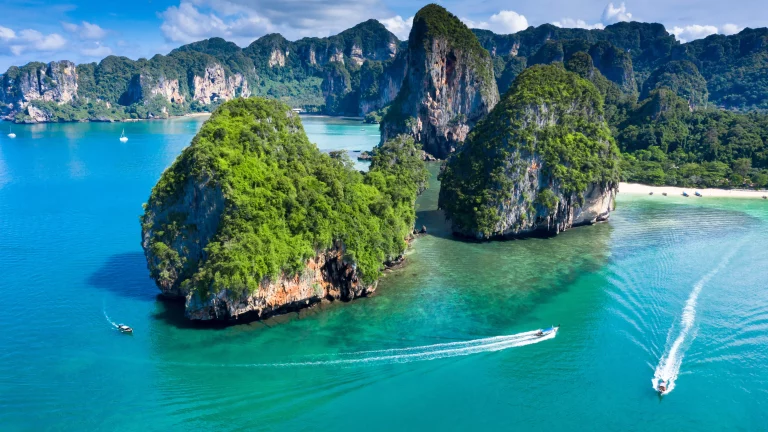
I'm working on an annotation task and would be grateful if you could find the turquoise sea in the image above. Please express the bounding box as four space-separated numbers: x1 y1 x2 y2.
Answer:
1 117 767 431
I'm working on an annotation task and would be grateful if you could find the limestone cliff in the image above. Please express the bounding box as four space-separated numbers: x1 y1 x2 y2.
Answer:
438 65 620 239
380 4 500 158
0 61 78 114
192 64 250 104
141 98 426 321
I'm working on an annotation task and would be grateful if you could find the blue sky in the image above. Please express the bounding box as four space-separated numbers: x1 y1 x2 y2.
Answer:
1 0 765 70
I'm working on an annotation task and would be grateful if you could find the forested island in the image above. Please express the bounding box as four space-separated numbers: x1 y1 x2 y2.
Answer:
141 98 427 320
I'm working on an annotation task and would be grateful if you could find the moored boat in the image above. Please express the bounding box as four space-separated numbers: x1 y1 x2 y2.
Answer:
682 192 689 197
695 191 702 197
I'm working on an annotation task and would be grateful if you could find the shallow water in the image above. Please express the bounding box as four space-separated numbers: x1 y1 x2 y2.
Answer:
0 118 767 431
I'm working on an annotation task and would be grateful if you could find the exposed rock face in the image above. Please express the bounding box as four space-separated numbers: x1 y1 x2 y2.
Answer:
1 61 78 111
380 5 500 159
142 167 373 320
184 245 373 320
151 76 185 104
350 44 365 66
268 49 286 67
439 65 620 239
192 64 250 104
358 53 408 115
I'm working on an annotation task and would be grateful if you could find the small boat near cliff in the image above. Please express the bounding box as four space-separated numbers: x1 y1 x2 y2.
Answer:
119 129 128 143
695 192 702 197
535 325 559 337
117 324 133 333
7 127 16 138
682 192 689 197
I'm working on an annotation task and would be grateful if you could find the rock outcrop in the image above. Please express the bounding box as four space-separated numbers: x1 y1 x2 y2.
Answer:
142 98 426 321
438 65 620 239
0 61 78 112
192 64 250 104
380 4 500 159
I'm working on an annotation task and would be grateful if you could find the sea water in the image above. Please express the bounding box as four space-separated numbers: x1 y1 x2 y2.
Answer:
0 117 767 431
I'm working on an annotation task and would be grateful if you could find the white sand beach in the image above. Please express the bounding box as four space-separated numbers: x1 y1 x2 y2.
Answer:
619 182 768 199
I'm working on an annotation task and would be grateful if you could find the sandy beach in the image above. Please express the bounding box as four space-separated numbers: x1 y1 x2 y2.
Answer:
619 182 768 199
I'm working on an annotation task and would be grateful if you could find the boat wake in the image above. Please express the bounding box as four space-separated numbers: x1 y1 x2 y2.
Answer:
103 308 119 329
653 246 740 394
181 330 558 369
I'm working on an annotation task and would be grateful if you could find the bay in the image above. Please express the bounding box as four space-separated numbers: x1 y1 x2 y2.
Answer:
0 117 766 431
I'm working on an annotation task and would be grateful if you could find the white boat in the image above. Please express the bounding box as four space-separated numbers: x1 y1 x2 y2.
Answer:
117 324 133 334
535 325 560 337
119 129 128 142
7 127 16 138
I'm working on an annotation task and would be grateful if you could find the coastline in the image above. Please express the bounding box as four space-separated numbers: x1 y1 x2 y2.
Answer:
619 182 768 199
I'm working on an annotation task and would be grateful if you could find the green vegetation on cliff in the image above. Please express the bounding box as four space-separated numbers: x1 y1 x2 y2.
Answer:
143 98 426 297
439 65 620 237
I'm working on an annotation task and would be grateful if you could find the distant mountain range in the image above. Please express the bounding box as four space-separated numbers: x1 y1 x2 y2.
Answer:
1 18 767 123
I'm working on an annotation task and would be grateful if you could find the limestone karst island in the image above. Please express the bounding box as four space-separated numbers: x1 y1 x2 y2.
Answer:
2 1 768 430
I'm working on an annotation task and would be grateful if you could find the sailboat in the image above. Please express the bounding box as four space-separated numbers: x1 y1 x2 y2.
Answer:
7 126 16 138
119 129 128 142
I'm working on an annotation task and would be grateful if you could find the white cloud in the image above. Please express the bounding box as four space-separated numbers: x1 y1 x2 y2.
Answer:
0 27 67 56
380 15 412 40
81 42 112 57
0 26 16 41
461 10 529 34
552 18 605 30
487 10 529 34
62 21 108 40
159 0 386 44
602 2 633 25
669 24 718 42
721 23 743 35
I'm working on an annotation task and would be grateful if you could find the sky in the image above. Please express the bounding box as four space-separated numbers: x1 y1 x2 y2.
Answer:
0 0 764 70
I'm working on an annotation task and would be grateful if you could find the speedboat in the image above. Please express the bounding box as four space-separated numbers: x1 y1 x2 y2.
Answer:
119 129 128 142
117 324 133 334
7 127 16 138
535 325 560 337
656 379 668 394
694 191 702 197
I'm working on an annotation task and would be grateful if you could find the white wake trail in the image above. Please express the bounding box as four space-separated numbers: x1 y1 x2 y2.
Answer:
653 246 740 394
220 330 557 368
103 307 119 329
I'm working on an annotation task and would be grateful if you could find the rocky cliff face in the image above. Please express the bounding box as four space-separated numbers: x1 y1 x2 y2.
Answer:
380 5 499 158
192 64 250 104
438 65 620 239
142 171 373 320
0 61 78 112
358 52 408 115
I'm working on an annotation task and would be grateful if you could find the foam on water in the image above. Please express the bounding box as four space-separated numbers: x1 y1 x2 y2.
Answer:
653 245 741 394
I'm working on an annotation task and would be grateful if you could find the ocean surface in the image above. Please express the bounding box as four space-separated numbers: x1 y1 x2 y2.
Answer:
1 117 767 431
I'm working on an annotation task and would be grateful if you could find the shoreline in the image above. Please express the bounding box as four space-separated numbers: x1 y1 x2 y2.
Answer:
619 182 768 199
